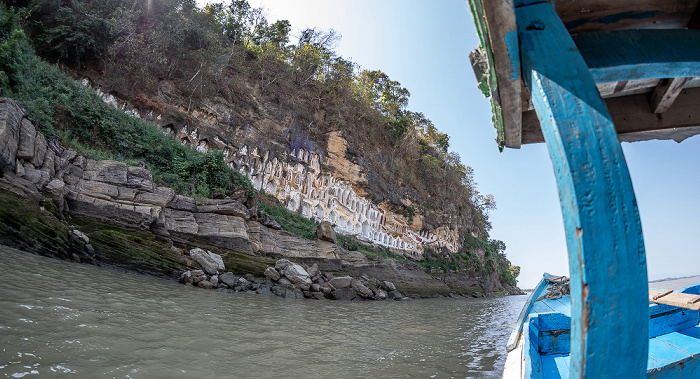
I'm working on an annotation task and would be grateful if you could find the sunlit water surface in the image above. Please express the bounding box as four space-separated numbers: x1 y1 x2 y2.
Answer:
0 245 526 378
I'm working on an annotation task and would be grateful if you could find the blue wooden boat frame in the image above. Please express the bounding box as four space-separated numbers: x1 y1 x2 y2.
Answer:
509 274 700 378
468 0 700 377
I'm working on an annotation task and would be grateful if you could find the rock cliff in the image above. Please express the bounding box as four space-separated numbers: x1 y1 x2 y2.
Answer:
0 97 520 296
82 78 462 257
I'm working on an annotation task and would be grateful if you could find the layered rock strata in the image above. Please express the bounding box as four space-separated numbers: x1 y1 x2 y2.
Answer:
81 79 460 256
0 97 519 296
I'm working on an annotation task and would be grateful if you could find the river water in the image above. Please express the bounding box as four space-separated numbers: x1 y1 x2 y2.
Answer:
0 245 526 378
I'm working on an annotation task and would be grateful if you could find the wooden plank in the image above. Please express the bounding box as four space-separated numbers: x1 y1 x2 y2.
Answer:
649 291 700 310
553 297 571 314
648 338 691 368
524 317 545 379
537 312 571 332
648 355 700 379
573 30 700 83
679 325 700 339
530 301 555 315
541 299 569 315
539 330 571 355
521 87 700 144
650 78 690 114
540 355 565 379
656 330 700 356
468 1 509 150
649 306 699 338
648 354 663 371
551 0 699 35
553 355 570 376
517 3 649 377
502 340 523 379
480 0 522 149
507 273 552 351
651 289 674 300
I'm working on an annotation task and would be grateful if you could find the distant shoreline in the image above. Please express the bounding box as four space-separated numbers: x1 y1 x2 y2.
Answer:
649 274 700 283
649 275 700 291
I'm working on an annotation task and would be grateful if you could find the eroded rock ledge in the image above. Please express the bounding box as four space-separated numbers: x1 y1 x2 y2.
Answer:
0 97 521 297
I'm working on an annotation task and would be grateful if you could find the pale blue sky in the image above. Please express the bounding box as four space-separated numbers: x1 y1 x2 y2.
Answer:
200 0 700 288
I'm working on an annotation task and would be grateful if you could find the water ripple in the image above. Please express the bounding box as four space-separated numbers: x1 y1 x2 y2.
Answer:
0 245 526 378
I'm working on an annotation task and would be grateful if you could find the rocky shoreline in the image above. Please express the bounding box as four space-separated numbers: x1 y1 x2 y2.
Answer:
0 97 522 299
182 246 410 300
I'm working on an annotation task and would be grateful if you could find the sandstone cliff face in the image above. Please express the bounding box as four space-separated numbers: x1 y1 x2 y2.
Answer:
82 79 463 257
0 97 518 295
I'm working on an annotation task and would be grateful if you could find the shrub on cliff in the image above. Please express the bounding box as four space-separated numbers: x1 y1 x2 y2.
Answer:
12 0 498 240
0 5 252 198
257 199 318 239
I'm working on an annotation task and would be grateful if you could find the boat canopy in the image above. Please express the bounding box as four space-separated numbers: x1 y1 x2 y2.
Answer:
469 0 700 150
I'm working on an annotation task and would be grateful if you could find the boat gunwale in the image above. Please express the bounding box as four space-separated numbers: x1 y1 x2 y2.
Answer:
506 272 552 351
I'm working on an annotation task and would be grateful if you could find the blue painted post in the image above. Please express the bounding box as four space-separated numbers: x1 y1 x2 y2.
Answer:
515 3 649 378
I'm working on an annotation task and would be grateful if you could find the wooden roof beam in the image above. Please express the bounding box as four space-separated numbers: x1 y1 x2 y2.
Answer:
522 87 700 144
649 77 690 114
572 30 700 82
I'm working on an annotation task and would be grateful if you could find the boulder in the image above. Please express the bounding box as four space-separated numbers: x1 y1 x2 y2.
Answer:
307 263 320 279
260 213 282 230
237 277 250 288
329 276 353 289
315 221 336 243
16 118 36 160
197 198 250 219
289 287 305 300
310 283 321 292
181 270 207 284
388 290 404 300
218 272 237 288
321 283 334 295
264 267 281 281
382 281 397 292
376 290 388 300
352 279 374 299
275 259 293 272
277 277 293 288
69 229 90 244
44 178 65 196
189 248 225 275
209 275 219 287
198 280 215 289
0 99 22 171
311 292 326 300
332 288 357 301
280 262 312 290
271 285 287 297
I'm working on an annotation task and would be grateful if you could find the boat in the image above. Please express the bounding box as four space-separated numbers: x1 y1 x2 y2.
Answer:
466 0 700 377
503 274 700 378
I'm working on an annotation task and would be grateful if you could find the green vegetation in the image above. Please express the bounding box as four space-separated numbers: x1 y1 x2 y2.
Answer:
0 188 70 258
0 1 519 285
0 6 253 199
72 218 190 277
6 0 497 239
337 232 516 287
257 199 318 239
336 234 413 263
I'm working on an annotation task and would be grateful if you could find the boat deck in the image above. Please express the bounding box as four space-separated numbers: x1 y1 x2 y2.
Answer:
507 277 700 378
539 326 700 378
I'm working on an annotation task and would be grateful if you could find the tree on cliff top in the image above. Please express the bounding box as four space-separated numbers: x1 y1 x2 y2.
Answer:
11 0 499 241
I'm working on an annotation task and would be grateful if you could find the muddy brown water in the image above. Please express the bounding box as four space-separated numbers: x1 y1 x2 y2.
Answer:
0 245 532 378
